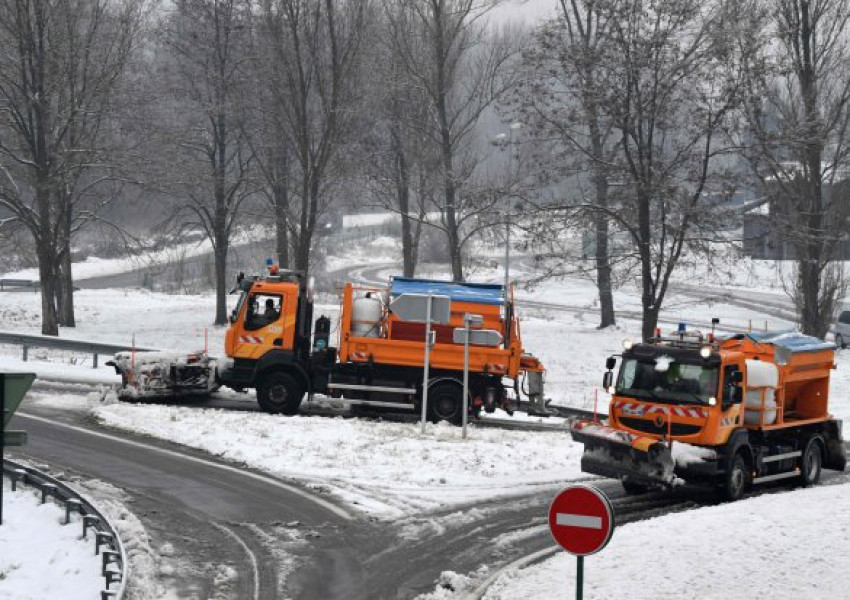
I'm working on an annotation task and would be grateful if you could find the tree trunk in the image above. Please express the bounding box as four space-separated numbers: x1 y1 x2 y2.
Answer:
595 210 615 328
56 207 75 327
444 181 463 281
274 184 290 269
37 244 60 336
588 109 615 328
394 137 415 277
638 189 656 341
214 243 228 326
56 249 75 327
795 0 828 338
295 175 319 275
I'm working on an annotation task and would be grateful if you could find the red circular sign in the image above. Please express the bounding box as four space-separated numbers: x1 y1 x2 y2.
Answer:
548 485 615 556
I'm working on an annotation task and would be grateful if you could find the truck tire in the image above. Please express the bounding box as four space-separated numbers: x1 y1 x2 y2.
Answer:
257 372 304 415
800 437 823 487
428 382 464 425
719 453 750 502
837 334 846 349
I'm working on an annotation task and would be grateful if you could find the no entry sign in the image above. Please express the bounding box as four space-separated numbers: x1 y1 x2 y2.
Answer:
548 485 615 556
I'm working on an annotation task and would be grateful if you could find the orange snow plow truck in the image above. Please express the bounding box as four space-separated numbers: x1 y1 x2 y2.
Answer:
110 267 549 423
570 328 846 500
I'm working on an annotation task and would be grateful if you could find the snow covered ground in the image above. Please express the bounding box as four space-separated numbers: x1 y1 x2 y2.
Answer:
0 482 116 600
480 480 850 600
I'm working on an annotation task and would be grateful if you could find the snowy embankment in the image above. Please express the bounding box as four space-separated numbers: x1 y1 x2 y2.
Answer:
91 399 584 517
0 465 169 600
0 227 272 283
480 480 850 600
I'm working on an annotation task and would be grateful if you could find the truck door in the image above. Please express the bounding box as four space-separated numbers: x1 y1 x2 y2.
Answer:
236 293 288 358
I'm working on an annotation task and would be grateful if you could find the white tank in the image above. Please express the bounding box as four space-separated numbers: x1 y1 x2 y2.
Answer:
744 359 779 424
351 296 383 337
744 389 777 425
745 359 779 388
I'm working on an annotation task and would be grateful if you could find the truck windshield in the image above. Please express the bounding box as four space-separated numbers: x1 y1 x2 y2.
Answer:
616 357 718 404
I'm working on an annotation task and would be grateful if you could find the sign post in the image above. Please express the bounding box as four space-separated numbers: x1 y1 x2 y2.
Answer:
1 372 36 526
458 314 483 439
420 295 434 434
389 293 451 434
548 485 615 600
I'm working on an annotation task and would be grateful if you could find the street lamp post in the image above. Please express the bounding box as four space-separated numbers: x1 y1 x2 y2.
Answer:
494 122 522 294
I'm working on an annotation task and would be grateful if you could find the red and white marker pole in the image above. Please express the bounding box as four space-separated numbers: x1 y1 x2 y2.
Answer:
548 485 615 600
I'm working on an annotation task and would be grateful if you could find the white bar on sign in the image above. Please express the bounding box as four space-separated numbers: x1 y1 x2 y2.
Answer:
556 513 602 529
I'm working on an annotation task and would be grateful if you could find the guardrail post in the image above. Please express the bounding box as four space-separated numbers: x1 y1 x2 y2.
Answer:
102 550 120 573
95 531 114 555
22 345 28 362
41 483 57 504
93 353 98 369
10 469 27 491
65 498 83 524
82 514 100 539
104 571 122 588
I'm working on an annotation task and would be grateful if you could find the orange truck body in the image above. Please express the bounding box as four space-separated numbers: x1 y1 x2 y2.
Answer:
571 330 846 499
216 272 548 421
337 282 543 378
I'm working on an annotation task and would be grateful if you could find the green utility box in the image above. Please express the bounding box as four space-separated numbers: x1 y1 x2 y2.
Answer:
1 372 35 525
2 372 35 431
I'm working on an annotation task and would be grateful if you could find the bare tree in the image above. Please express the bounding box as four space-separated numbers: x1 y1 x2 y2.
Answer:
740 0 850 337
361 23 442 278
586 0 753 340
506 0 619 327
0 0 145 334
258 0 369 277
386 0 518 281
161 0 255 325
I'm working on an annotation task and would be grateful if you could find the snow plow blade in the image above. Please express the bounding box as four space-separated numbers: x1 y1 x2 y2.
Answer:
570 420 675 487
106 351 219 400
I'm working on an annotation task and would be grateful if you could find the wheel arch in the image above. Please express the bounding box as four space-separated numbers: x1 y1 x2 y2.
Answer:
725 429 753 466
257 363 309 391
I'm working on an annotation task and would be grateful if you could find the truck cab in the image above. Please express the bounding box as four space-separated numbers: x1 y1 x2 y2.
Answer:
218 268 316 413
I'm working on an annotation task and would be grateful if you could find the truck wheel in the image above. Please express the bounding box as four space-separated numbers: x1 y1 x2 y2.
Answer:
800 438 823 487
257 372 304 416
719 453 750 502
428 382 464 425
837 334 846 349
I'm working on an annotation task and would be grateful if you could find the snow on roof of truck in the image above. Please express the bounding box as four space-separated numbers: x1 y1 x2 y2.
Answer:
390 277 505 305
744 331 836 353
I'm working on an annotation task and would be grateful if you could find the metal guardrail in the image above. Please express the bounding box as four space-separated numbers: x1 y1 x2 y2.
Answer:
0 330 155 368
0 279 39 291
3 458 128 599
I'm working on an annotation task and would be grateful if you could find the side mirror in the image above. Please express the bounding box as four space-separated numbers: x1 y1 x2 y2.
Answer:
229 310 237 324
602 371 613 389
605 357 616 370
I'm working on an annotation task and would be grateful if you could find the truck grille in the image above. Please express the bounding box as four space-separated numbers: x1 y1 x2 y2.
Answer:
619 417 701 436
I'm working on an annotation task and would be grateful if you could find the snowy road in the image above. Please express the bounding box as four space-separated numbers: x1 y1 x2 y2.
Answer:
7 405 360 598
